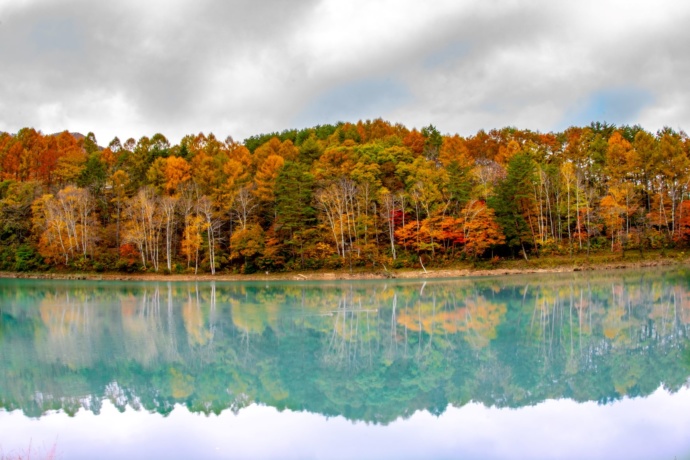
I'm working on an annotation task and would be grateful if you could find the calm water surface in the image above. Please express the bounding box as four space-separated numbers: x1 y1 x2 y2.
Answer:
1 267 689 459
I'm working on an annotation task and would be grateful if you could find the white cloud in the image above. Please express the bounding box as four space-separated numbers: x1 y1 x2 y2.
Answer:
1 0 690 144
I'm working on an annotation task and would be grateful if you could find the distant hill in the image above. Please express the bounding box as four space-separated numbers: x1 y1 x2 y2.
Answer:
48 131 86 141
2 130 88 141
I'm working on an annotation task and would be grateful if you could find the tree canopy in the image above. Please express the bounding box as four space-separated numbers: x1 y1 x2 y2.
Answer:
1 120 689 274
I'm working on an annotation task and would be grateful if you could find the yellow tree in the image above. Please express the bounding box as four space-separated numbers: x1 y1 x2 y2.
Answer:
164 156 192 195
253 154 284 203
439 134 472 168
600 188 626 251
123 187 162 270
184 132 227 197
313 145 357 181
54 140 88 185
32 194 68 264
189 151 218 196
225 144 253 182
657 130 689 239
147 156 191 270
219 143 252 211
495 139 521 166
145 157 167 193
181 213 206 274
197 195 221 275
32 186 95 264
253 137 298 169
606 131 634 184
230 223 265 272
605 130 638 242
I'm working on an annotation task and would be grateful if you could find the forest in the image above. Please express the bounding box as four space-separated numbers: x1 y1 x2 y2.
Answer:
1 119 689 274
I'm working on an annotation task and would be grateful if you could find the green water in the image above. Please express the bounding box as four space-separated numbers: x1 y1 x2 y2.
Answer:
1 267 689 459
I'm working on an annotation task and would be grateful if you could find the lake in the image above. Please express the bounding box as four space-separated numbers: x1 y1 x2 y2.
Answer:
1 267 689 459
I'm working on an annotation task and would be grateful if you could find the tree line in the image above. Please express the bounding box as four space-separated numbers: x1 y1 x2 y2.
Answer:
1 119 689 273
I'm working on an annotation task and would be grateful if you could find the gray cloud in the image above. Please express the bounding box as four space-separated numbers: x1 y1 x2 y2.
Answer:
1 0 690 143
379 2 690 135
0 0 318 142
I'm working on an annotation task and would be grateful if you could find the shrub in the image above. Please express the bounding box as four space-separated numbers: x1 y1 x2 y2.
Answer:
14 245 43 272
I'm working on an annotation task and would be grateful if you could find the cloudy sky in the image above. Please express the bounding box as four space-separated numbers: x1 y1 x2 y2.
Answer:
1 0 689 145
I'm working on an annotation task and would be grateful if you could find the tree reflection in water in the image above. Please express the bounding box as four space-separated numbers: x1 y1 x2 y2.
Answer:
0 267 689 422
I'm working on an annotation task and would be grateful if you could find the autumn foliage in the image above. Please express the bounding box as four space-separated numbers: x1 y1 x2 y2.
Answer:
1 120 690 273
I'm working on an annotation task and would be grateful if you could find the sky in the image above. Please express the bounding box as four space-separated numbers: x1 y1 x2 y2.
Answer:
1 0 690 145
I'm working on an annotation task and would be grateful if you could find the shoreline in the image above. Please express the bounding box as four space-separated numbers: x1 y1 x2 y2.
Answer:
0 257 685 282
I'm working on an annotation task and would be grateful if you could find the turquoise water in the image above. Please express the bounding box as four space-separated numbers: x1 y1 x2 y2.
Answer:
1 268 689 459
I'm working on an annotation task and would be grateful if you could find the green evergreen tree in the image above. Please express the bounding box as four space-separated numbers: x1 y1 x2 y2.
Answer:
447 161 473 210
274 161 316 266
298 135 322 164
490 152 537 260
421 124 443 163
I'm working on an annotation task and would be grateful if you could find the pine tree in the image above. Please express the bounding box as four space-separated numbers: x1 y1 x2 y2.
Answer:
490 152 537 260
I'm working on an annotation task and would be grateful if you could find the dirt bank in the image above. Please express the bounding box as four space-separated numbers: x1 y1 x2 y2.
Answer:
0 257 684 282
